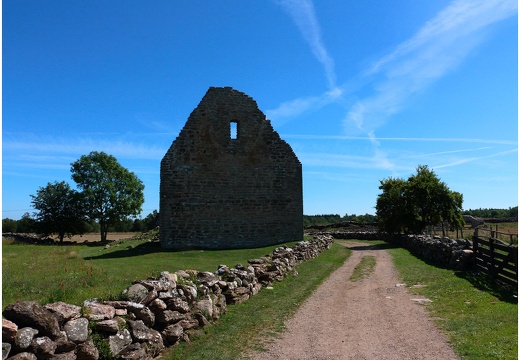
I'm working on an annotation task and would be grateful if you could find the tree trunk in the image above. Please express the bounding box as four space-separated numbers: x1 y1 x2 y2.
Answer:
100 220 108 242
101 228 108 242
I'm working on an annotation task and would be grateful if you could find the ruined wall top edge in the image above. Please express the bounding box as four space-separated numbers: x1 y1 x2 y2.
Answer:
162 86 300 165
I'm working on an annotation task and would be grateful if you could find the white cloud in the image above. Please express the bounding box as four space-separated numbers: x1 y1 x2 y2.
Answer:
274 0 336 88
369 0 517 75
297 151 402 171
3 134 166 160
266 87 343 124
400 147 493 159
344 0 517 134
281 134 517 145
272 0 516 138
433 148 517 169
367 131 396 172
290 136 516 179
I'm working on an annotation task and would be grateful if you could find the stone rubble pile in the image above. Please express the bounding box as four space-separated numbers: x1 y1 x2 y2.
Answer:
2 235 333 360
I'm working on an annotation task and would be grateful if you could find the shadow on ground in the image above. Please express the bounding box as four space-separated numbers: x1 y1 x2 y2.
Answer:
337 239 518 304
455 271 518 304
83 240 170 260
345 243 399 251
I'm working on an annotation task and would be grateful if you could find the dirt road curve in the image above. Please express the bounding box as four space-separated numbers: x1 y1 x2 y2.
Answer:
249 242 459 360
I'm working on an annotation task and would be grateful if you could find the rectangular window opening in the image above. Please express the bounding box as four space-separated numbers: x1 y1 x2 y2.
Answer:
230 121 238 140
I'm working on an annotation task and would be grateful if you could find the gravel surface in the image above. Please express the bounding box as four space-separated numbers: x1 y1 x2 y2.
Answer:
248 242 459 360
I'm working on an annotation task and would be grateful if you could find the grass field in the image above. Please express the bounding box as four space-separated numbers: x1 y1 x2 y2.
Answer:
3 235 517 359
430 222 518 244
2 234 302 307
2 235 351 359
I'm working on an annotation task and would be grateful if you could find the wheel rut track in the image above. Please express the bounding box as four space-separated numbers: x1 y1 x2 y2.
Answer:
248 242 459 360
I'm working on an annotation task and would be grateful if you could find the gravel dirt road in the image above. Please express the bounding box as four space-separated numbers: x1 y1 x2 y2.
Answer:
249 242 459 360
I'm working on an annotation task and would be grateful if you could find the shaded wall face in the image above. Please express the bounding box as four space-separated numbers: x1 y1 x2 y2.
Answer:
160 87 303 250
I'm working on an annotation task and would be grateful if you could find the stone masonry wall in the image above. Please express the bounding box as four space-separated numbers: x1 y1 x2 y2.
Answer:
160 87 303 250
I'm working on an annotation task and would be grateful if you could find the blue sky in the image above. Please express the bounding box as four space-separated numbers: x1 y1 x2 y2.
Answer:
3 0 518 220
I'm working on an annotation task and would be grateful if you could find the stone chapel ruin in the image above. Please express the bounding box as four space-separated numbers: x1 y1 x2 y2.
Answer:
160 87 303 250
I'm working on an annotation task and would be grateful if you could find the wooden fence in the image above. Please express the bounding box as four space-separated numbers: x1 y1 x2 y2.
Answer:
473 228 518 290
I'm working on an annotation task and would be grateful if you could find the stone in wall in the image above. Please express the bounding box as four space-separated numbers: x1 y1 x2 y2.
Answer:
160 87 303 250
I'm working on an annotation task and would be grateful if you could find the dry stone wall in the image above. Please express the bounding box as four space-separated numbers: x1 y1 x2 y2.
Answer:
2 236 333 360
386 234 474 270
160 87 303 250
311 231 474 270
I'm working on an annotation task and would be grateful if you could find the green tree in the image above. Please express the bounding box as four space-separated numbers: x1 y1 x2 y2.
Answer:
376 165 464 235
111 218 134 232
70 151 145 242
376 177 413 234
30 181 87 242
2 218 18 233
142 210 159 231
16 212 36 233
463 207 518 218
439 190 464 235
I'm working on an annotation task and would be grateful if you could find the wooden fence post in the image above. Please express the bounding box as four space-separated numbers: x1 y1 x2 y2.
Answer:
473 228 479 268
489 236 496 278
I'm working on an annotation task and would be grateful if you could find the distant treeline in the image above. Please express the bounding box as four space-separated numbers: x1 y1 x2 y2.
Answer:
304 206 518 228
303 213 377 227
3 207 516 235
2 210 159 234
462 207 517 219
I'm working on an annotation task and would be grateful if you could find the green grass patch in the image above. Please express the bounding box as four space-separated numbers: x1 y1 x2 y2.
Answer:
2 237 302 307
164 242 351 359
349 255 376 281
386 244 518 360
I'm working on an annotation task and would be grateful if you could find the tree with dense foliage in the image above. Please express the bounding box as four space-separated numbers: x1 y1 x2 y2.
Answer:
375 177 413 234
303 214 342 227
30 181 87 242
110 210 159 232
142 210 159 230
463 206 518 218
16 212 37 233
70 151 145 242
376 165 464 235
303 213 378 227
343 213 377 223
2 218 18 233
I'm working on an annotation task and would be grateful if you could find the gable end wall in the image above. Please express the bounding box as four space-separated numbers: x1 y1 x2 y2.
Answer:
160 87 303 249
